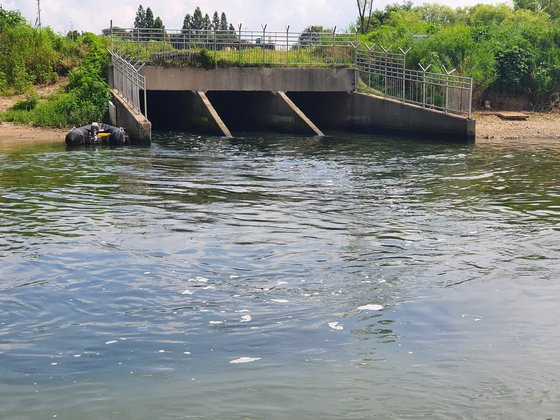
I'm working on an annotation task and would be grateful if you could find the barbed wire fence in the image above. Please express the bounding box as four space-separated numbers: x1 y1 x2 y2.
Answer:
108 25 473 118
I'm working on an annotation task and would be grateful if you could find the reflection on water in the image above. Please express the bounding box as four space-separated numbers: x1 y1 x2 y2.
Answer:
1 133 559 419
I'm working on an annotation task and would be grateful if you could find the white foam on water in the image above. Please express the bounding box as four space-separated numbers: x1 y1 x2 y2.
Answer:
105 340 118 345
202 285 215 290
209 321 224 325
184 351 191 355
158 350 166 353
51 362 58 366
73 354 81 358
277 281 288 285
328 322 344 331
236 309 250 313
195 276 209 283
357 304 384 311
229 357 261 364
144 272 151 275
240 315 252 323
229 275 239 279
302 293 312 297
181 290 194 295
271 299 289 303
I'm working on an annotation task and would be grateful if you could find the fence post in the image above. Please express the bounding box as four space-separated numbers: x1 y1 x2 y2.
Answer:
443 66 456 114
238 24 242 63
310 31 313 65
286 25 290 65
468 78 473 118
261 24 267 64
419 64 431 108
381 45 390 97
214 29 217 60
399 47 410 102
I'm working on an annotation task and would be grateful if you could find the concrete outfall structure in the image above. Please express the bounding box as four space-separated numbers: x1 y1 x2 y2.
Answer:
113 66 475 143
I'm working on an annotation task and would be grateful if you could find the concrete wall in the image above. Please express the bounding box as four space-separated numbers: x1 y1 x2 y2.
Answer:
287 92 475 142
349 93 475 141
111 90 152 144
141 67 355 93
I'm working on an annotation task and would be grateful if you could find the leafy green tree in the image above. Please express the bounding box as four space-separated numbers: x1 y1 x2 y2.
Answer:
514 0 560 18
0 8 25 29
298 26 331 47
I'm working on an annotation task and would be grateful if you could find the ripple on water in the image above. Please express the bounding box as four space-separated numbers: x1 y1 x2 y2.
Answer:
0 133 559 418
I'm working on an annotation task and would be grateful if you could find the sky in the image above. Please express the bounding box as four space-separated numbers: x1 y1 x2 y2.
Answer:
2 0 502 34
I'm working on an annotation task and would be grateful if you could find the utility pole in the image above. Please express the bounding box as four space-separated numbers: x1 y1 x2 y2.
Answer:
36 0 42 28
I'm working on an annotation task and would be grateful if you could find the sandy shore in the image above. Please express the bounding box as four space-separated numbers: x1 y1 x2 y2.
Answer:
0 121 66 142
475 111 560 143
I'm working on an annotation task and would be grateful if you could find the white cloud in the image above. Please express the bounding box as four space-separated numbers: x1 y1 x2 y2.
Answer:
5 0 502 34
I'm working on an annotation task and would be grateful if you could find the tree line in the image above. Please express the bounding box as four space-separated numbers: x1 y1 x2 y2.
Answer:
132 5 236 33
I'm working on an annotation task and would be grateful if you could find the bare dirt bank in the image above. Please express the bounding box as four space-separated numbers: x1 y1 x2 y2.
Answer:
475 111 560 143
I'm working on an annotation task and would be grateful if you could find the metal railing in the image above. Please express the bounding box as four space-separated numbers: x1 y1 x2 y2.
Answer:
109 50 147 119
108 26 473 118
110 26 356 66
355 48 473 117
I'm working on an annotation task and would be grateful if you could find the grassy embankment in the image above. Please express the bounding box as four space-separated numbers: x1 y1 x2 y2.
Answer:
0 9 111 128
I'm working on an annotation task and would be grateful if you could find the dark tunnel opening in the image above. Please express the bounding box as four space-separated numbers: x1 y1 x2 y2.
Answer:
205 91 278 132
286 92 352 130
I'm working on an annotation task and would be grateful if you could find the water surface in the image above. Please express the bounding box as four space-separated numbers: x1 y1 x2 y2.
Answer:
1 133 559 419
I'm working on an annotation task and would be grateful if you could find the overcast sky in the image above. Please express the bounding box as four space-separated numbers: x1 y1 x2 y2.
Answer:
3 0 502 34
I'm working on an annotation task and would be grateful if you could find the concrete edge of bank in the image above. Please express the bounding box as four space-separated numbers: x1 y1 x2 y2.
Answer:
349 92 476 142
111 90 152 145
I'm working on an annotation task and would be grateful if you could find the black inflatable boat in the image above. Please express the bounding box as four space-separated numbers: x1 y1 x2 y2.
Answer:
65 123 127 146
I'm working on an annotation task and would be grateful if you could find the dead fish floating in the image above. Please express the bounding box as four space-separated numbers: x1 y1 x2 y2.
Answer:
65 122 127 146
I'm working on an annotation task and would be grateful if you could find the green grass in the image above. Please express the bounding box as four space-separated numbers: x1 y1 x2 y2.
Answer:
1 31 111 128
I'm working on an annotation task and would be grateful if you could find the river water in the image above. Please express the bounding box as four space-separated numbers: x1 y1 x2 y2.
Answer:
1 133 559 419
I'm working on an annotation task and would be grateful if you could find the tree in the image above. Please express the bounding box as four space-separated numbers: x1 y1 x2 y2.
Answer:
182 14 192 32
0 8 26 29
514 0 560 18
192 7 203 30
298 25 327 47
145 7 155 29
203 13 211 30
133 5 146 29
356 0 374 33
220 12 229 31
212 11 220 31
154 16 164 31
